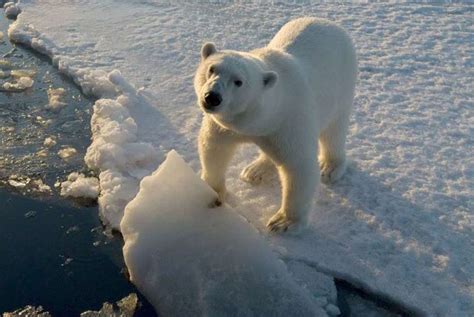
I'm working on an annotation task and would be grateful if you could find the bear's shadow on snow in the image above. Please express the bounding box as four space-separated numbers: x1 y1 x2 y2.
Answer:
235 154 469 308
327 161 457 257
310 162 469 308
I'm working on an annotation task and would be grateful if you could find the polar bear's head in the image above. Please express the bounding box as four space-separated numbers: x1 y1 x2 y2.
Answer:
194 43 278 131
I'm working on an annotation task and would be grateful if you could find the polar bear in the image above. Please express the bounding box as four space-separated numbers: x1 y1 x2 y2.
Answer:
194 17 357 232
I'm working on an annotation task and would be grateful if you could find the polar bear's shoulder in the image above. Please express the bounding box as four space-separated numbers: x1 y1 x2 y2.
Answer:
268 17 350 52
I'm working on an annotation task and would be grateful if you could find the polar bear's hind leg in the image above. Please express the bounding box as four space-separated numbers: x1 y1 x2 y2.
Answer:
240 153 275 185
318 113 350 184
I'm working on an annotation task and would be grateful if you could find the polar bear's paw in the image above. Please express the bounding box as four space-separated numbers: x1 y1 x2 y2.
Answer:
206 185 226 208
320 159 347 184
240 159 274 185
267 210 297 232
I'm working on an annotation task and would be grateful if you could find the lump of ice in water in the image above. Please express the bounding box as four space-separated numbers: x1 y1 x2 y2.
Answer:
60 172 99 199
121 150 327 316
80 293 138 317
46 87 67 111
11 69 37 78
4 2 21 19
58 146 77 160
43 136 57 148
3 305 51 317
8 179 27 188
2 76 34 92
32 179 52 193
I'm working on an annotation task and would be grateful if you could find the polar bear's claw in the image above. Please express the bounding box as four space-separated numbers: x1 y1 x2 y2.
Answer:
320 160 347 184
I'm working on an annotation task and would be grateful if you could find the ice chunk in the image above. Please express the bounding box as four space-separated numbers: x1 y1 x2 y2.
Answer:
8 179 27 188
58 146 77 160
80 293 138 317
11 69 37 78
121 150 327 316
24 210 37 218
3 305 51 317
7 175 51 193
2 76 34 92
32 179 52 193
46 87 67 111
43 136 57 147
60 172 99 199
4 2 21 19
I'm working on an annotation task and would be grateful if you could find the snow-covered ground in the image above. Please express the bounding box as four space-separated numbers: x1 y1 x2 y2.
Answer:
8 1 473 316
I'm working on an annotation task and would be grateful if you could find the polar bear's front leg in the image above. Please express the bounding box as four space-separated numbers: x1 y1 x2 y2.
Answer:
199 117 239 204
267 157 319 232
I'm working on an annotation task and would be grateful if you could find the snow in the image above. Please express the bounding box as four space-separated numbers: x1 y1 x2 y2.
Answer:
121 150 328 316
60 172 99 199
8 1 473 316
84 93 163 228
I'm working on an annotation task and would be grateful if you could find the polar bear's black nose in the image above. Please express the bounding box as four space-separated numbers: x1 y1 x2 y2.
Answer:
204 91 222 109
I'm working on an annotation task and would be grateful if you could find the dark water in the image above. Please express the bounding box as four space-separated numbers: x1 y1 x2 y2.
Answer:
0 190 155 316
0 15 156 316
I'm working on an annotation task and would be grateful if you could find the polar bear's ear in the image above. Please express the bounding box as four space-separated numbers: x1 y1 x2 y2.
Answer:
263 71 278 89
201 42 217 60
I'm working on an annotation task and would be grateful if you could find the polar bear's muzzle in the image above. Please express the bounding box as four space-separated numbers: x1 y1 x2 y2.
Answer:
203 91 222 111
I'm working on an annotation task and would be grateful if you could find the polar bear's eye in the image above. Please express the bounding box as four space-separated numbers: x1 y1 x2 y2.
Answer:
234 80 243 87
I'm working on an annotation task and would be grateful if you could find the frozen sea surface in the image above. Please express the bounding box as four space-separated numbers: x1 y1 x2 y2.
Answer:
5 1 474 316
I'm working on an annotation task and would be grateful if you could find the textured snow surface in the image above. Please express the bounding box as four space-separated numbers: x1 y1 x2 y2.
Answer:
9 1 473 316
121 150 327 316
83 92 163 228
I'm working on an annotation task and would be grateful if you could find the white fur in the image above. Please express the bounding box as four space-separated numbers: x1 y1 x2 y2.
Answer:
194 17 357 232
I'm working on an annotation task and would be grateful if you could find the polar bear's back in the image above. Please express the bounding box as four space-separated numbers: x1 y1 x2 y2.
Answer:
268 17 355 69
268 17 357 119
